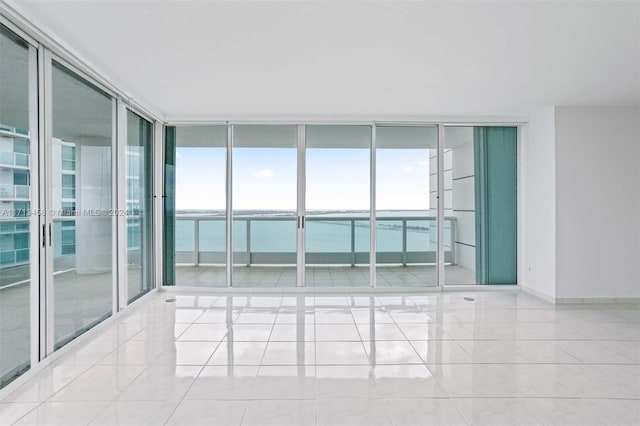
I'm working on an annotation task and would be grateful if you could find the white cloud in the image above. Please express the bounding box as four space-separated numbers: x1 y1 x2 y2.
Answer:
253 169 273 178
402 166 413 173
176 152 182 159
418 160 428 166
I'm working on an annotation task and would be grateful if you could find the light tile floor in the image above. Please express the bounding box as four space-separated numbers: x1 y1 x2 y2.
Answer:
175 264 475 287
1 291 639 425
1 267 150 386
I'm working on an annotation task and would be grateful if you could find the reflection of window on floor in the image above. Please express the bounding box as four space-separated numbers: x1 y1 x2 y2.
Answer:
60 221 76 255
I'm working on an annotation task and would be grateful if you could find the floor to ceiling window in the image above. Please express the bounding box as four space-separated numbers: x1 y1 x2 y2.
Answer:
375 126 438 287
167 125 227 287
305 125 372 287
0 16 161 392
443 126 477 285
232 125 298 287
164 124 517 288
126 111 154 301
50 61 116 348
0 23 36 388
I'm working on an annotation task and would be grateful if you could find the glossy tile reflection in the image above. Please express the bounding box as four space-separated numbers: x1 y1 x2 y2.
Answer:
1 291 639 425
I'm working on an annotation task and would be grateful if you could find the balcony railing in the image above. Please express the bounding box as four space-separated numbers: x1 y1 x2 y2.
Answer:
0 184 29 200
0 150 29 168
175 215 455 267
0 218 30 275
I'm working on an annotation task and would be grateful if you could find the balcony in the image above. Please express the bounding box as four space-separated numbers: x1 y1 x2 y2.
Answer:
0 150 30 168
174 215 473 287
0 184 29 200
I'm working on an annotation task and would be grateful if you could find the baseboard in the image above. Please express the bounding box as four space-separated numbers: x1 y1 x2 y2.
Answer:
520 285 556 304
443 284 519 292
554 297 640 304
519 286 640 305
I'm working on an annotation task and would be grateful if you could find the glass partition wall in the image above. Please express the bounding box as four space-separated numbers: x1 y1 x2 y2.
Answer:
166 123 517 288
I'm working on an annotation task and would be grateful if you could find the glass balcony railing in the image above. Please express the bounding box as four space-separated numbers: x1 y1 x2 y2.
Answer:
175 215 455 266
0 151 30 168
0 184 30 200
0 219 31 288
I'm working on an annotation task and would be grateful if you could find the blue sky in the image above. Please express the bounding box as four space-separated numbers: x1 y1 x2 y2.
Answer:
176 147 430 211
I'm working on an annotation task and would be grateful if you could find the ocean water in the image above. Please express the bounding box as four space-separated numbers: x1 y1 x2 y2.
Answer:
175 213 451 253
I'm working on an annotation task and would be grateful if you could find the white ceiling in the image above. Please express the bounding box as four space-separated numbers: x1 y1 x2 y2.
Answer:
7 0 640 120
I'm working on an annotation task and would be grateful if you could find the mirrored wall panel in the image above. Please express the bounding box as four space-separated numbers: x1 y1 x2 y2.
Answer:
232 125 298 287
51 62 115 348
305 125 371 287
0 23 34 387
126 111 154 301
375 126 438 287
173 125 227 286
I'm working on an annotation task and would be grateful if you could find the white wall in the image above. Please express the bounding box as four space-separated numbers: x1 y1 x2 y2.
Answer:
523 106 640 301
522 107 556 301
555 106 640 299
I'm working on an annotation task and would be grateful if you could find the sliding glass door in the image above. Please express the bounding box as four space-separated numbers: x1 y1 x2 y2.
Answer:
443 126 476 285
305 125 371 287
442 126 517 285
0 23 37 387
49 61 116 348
126 111 154 301
375 126 438 287
232 125 298 287
172 125 227 287
0 28 160 391
165 123 516 288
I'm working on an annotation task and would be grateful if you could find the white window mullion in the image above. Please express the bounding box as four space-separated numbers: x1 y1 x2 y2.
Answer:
437 124 445 288
115 100 128 310
226 124 233 287
370 124 376 287
297 124 306 287
42 49 55 356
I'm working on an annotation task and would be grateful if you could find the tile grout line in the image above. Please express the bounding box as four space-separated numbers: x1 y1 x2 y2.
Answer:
237 297 281 426
162 298 227 426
